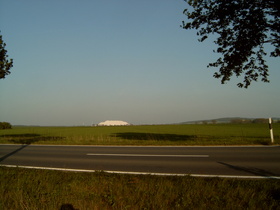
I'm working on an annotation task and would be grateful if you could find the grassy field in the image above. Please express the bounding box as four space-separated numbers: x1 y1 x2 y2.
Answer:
0 123 279 145
1 167 280 210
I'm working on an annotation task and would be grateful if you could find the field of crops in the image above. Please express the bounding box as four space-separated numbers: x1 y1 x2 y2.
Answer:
0 123 279 145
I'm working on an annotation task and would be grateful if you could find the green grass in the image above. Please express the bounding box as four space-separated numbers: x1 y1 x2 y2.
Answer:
0 124 279 145
1 167 280 210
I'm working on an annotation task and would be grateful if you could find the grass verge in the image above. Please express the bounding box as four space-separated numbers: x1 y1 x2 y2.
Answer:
1 167 280 210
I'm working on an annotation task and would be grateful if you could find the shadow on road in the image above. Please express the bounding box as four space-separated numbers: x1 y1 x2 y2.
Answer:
0 133 65 163
0 144 29 162
112 132 197 142
218 161 279 177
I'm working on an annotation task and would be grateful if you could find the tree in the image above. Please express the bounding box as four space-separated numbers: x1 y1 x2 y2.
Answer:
0 32 13 79
182 0 280 88
0 122 12 129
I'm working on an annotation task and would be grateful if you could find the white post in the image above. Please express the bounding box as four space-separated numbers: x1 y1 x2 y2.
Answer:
269 118 274 144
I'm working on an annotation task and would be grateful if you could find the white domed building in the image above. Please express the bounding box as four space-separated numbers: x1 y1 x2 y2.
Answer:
97 120 130 126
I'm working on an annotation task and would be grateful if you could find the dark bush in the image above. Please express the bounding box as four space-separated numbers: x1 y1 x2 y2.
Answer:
0 122 12 129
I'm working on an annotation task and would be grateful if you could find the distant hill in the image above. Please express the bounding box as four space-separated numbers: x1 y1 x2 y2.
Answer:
180 117 280 124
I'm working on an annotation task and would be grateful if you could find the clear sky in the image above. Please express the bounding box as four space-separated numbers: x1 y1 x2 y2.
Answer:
1 0 279 126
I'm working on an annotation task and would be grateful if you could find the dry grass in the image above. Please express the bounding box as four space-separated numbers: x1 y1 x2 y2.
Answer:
1 167 280 209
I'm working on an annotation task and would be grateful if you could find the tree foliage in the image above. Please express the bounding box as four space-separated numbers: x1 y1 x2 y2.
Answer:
182 0 280 88
0 122 12 129
0 33 13 79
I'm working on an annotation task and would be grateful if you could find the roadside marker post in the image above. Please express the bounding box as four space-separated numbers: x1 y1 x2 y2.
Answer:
268 118 274 144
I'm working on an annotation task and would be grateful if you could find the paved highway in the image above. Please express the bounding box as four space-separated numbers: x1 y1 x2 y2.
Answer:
1 144 280 178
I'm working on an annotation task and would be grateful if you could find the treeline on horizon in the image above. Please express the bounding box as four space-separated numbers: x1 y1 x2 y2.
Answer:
230 118 279 124
185 118 280 125
1 118 280 129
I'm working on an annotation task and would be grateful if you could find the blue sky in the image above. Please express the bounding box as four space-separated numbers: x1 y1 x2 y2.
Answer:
1 0 279 126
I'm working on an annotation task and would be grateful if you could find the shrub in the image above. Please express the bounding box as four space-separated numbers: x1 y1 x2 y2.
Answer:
0 122 12 129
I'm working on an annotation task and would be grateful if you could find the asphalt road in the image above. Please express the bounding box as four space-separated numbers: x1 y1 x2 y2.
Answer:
1 144 280 178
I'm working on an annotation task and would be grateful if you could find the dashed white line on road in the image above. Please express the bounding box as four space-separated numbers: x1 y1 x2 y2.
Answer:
86 154 209 157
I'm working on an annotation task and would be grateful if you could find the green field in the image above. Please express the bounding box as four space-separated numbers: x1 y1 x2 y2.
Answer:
0 123 279 145
1 167 280 210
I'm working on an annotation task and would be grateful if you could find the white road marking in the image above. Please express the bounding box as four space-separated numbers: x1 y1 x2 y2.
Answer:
86 154 209 157
1 164 280 179
2 144 278 147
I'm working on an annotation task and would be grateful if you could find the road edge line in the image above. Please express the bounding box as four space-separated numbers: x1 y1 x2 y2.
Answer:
1 164 280 179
